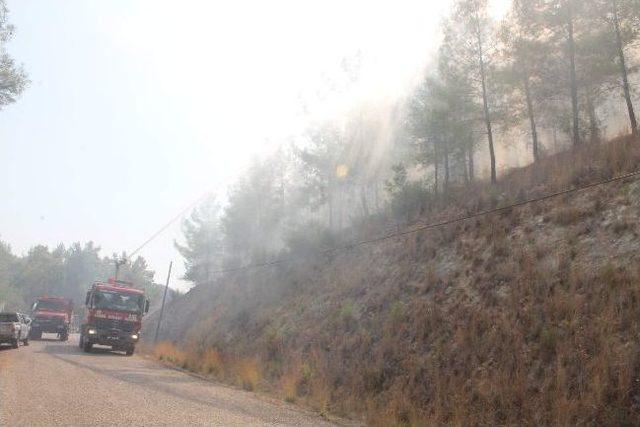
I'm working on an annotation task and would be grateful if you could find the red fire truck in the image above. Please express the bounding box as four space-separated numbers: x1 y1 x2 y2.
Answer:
29 296 74 341
79 279 149 356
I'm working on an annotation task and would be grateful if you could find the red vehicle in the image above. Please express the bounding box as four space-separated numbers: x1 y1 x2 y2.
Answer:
30 296 74 341
79 279 149 356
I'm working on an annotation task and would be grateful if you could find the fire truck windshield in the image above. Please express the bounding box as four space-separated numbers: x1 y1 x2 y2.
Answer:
93 290 143 313
35 300 68 312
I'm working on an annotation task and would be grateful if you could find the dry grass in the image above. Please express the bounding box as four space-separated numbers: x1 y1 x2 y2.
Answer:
279 370 299 403
234 357 261 391
200 348 222 375
153 341 187 367
552 206 586 225
145 137 640 425
152 259 640 424
151 342 261 391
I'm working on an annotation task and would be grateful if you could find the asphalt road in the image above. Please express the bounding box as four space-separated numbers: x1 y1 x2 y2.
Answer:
0 334 339 426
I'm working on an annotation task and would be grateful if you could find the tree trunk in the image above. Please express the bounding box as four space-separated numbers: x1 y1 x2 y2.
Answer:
612 0 638 137
433 141 439 195
373 181 380 212
467 144 476 183
443 140 450 192
337 189 343 230
567 12 581 147
463 154 470 185
586 92 600 142
328 181 334 231
360 186 369 218
523 75 540 162
468 143 475 182
476 17 497 184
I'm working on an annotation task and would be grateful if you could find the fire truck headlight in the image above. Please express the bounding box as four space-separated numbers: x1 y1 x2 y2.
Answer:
88 328 97 335
131 334 139 340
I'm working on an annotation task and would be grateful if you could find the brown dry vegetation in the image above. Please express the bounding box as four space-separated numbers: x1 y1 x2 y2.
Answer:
146 137 640 425
152 341 261 391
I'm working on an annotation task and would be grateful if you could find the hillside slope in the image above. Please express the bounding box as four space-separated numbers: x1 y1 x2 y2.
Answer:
144 138 640 425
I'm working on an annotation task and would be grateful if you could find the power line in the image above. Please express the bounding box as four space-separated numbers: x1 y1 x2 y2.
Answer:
200 168 640 278
124 165 256 264
127 191 213 260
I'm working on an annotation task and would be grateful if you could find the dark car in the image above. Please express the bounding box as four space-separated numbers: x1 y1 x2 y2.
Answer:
0 312 31 348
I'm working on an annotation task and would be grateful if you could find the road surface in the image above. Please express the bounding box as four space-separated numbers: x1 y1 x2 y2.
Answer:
0 335 339 426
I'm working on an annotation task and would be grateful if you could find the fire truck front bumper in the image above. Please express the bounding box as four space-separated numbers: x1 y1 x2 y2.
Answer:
85 327 139 348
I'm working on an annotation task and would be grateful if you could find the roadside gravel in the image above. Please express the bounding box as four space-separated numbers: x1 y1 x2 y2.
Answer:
0 335 340 426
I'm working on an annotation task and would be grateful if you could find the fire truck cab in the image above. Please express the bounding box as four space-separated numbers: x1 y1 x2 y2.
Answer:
79 279 149 356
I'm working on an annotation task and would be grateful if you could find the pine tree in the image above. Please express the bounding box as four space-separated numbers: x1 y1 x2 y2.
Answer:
447 0 499 183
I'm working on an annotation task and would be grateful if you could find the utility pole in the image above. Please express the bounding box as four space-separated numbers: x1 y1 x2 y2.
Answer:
114 257 126 281
154 261 173 344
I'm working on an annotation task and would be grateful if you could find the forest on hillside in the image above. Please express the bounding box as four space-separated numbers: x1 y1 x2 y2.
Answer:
176 0 640 287
155 3 640 423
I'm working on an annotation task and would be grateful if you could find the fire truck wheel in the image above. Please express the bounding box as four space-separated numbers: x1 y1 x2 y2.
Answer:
60 332 68 342
11 339 18 349
125 346 135 356
82 339 93 353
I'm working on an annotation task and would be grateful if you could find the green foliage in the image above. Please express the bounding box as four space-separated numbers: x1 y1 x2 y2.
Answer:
385 164 429 222
0 238 155 312
221 157 287 268
0 240 21 310
0 0 28 109
283 220 340 257
175 195 223 285
295 123 345 216
339 301 356 324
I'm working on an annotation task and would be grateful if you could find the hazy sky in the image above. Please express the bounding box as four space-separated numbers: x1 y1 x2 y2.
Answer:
0 0 509 289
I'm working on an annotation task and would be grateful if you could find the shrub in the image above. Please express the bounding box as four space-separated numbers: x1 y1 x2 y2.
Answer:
553 206 584 225
201 348 222 375
235 358 261 391
154 341 187 367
